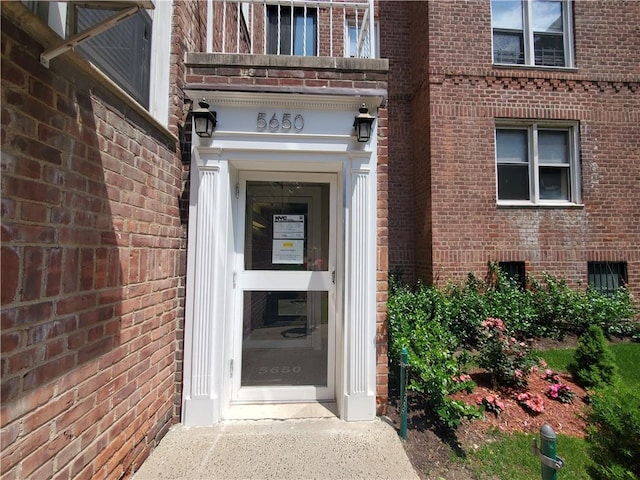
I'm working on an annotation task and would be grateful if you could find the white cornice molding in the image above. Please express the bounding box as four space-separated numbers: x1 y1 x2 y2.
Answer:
184 90 384 112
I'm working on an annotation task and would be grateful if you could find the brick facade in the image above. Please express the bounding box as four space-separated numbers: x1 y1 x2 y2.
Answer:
0 1 205 476
379 1 416 280
383 0 640 294
2 0 638 477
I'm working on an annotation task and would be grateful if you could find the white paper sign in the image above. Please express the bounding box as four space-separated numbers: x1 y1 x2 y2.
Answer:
273 214 304 239
272 239 304 264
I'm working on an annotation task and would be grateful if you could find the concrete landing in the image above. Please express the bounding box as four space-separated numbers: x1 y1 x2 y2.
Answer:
133 417 419 480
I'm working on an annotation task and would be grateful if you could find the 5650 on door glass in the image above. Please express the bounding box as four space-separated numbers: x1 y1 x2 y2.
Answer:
258 365 302 375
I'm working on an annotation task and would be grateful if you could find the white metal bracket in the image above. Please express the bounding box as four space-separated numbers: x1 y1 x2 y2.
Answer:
40 1 154 68
531 438 565 470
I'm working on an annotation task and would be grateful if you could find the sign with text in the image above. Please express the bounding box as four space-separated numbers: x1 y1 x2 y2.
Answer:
273 215 305 239
272 239 304 264
272 215 305 264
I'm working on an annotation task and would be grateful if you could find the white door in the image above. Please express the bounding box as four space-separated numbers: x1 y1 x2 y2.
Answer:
232 171 337 403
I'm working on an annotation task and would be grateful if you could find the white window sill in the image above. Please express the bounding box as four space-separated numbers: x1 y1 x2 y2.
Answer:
493 63 579 73
497 201 584 209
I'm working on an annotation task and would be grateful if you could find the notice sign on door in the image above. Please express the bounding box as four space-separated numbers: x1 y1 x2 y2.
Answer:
272 215 304 264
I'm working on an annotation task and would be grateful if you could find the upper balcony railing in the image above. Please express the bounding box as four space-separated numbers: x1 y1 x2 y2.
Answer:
208 0 376 58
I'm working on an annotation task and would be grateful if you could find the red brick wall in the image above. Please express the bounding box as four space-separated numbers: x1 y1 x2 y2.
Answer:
0 2 201 476
412 0 640 295
379 1 416 281
376 105 389 414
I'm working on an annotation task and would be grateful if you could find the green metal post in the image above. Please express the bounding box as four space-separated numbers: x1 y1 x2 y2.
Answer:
400 347 408 440
540 424 558 480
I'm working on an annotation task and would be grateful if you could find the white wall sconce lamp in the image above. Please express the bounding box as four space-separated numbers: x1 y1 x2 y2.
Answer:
192 100 217 138
353 104 375 142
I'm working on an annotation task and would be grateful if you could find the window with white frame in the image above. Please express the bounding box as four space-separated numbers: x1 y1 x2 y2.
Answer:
495 121 581 204
491 0 573 67
345 19 379 58
266 5 317 56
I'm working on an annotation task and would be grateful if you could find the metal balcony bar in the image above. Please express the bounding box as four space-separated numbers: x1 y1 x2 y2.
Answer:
210 0 374 58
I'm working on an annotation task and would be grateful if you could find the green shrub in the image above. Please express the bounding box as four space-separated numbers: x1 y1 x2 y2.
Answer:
387 267 638 427
529 273 589 337
569 325 619 389
586 287 639 338
529 274 639 339
442 264 638 343
586 383 640 480
387 282 481 428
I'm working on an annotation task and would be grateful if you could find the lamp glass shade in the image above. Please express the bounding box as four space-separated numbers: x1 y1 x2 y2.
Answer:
353 104 374 142
194 115 214 137
192 101 216 138
356 120 372 142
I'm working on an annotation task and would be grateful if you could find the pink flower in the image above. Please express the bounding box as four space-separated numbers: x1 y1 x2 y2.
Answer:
453 374 472 383
517 392 545 413
514 369 523 379
539 359 548 368
482 317 506 331
531 366 539 374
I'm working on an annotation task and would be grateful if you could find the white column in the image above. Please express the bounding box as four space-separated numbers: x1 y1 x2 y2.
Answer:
207 0 214 53
343 160 377 421
182 164 227 426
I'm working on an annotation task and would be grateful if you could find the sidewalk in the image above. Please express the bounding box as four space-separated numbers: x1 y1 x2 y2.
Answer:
133 417 419 480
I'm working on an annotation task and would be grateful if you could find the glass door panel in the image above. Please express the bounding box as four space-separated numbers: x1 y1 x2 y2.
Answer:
244 181 329 271
241 290 328 387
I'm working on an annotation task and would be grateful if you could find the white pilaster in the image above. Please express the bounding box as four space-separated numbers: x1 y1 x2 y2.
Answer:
182 162 228 426
343 159 377 421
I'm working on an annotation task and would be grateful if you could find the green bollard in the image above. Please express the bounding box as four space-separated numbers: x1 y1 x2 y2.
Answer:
399 347 408 440
531 424 564 480
540 424 558 480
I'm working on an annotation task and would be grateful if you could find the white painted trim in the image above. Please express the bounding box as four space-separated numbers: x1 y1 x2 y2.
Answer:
182 156 231 426
48 3 67 37
183 92 379 425
342 154 377 421
185 90 383 112
43 1 171 125
148 0 172 125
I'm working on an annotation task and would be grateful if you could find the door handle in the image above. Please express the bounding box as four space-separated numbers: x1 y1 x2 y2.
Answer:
332 270 336 284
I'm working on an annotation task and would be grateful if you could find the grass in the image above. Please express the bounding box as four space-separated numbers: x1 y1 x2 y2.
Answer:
538 342 640 389
465 342 640 479
468 429 590 480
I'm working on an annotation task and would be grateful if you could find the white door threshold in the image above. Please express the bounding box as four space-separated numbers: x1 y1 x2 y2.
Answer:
224 402 338 420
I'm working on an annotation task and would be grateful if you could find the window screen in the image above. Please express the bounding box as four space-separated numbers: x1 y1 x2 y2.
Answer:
74 6 152 108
